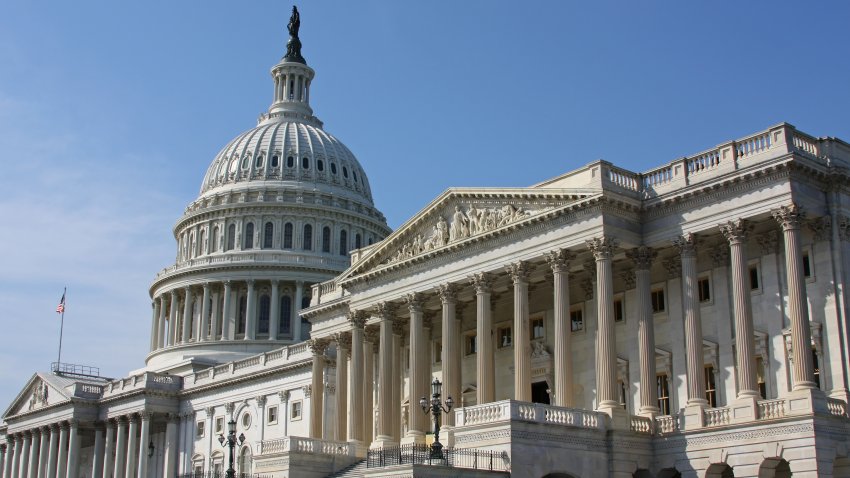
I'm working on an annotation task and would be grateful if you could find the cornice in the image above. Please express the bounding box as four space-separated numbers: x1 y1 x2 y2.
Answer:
179 358 311 397
150 260 340 293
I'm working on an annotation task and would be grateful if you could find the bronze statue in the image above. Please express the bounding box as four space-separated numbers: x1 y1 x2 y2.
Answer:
284 6 305 63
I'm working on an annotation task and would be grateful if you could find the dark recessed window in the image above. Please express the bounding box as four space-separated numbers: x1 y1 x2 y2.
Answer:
339 230 348 256
353 171 358 182
271 155 279 168
803 253 812 278
302 157 310 169
331 163 337 174
255 155 264 168
286 156 294 168
283 223 293 249
343 167 349 178
749 266 760 290
322 226 331 253
317 159 324 171
303 224 313 250
651 289 665 313
241 157 249 169
698 278 711 302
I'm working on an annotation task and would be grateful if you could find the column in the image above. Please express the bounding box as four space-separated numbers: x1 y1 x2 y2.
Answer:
199 283 211 342
673 233 707 406
55 426 68 478
269 280 280 340
101 421 114 478
547 249 576 407
90 425 103 478
163 415 178 478
36 427 49 478
469 274 495 405
505 263 531 402
293 281 304 341
0 444 6 478
169 290 179 346
26 430 39 478
45 427 58 478
112 418 127 478
348 313 367 446
773 204 817 390
373 303 396 447
363 328 377 447
334 333 350 442
404 294 426 441
391 321 404 441
150 301 160 352
720 220 760 399
627 247 660 415
65 421 80 478
157 296 167 349
136 413 151 478
7 437 17 478
438 284 461 424
245 280 256 340
210 289 221 341
586 237 620 410
308 339 328 438
221 281 233 340
18 432 31 478
182 287 193 343
124 416 138 478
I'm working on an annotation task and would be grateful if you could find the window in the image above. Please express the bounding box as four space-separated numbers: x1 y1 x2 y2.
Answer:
704 366 717 407
194 465 203 476
196 420 205 438
241 156 249 169
465 333 477 355
497 326 512 348
283 223 293 249
214 417 224 434
802 252 812 279
368 237 374 245
618 380 628 410
212 226 219 252
353 171 358 182
302 224 313 250
434 341 442 363
280 296 292 336
613 298 625 322
258 295 270 334
530 316 544 339
317 159 324 171
749 263 760 291
339 230 348 256
342 166 349 178
301 157 310 169
286 156 294 168
756 357 767 399
290 401 303 420
698 277 711 302
657 374 670 415
241 412 251 429
322 227 331 253
331 162 337 174
226 224 236 251
651 288 666 313
263 222 273 249
237 296 247 335
813 349 821 388
570 307 584 332
271 155 279 168
244 222 254 249
255 155 264 168
355 233 362 249
267 406 278 424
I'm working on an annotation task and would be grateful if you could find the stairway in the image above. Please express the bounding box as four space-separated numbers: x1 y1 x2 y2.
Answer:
325 459 367 478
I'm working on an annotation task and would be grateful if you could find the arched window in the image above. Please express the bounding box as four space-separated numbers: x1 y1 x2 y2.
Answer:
244 223 254 249
255 155 264 168
301 296 311 309
301 157 310 169
238 447 251 477
355 233 362 249
322 226 331 253
241 156 249 169
286 156 294 168
368 237 374 246
303 224 313 250
353 171 358 182
343 166 349 178
271 155 279 168
339 230 348 256
226 224 236 251
237 296 247 335
212 226 219 252
283 223 293 249
199 229 206 255
331 163 337 174
317 159 324 171
258 295 270 334
280 296 292 336
263 222 273 249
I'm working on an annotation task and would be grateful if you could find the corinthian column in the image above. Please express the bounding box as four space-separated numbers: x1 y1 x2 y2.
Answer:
363 328 378 446
505 263 531 402
269 281 280 340
150 300 160 352
244 280 256 340
199 283 211 342
123 416 137 478
181 287 193 343
163 415 178 478
334 333 350 442
674 233 707 407
773 204 817 390
24 431 35 478
373 303 397 448
627 247 659 415
308 339 328 438
36 427 48 478
438 284 461 424
157 296 167 349
587 237 619 409
45 426 58 478
221 281 233 340
112 418 127 478
101 421 114 478
89 425 103 478
403 294 426 443
470 273 495 404
348 312 367 448
18 432 31 478
546 250 575 407
720 220 759 399
66 421 79 478
137 413 151 478
391 320 404 441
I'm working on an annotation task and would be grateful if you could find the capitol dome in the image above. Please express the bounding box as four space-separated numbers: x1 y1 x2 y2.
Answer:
145 13 391 373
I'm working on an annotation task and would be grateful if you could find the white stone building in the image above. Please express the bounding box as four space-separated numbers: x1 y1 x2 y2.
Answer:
2 10 850 478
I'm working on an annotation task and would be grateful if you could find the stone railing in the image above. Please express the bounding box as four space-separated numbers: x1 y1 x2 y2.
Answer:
654 414 680 434
155 251 350 280
758 398 786 420
455 400 604 430
102 372 182 398
826 398 849 418
630 415 653 434
704 407 731 427
188 344 311 388
259 436 351 456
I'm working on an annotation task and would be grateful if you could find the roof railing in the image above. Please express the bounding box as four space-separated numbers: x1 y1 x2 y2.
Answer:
51 362 101 379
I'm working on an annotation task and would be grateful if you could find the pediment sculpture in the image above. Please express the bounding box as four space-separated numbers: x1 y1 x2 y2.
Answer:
27 380 49 411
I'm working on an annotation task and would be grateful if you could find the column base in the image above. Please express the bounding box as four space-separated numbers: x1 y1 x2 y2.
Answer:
638 406 659 418
597 405 629 431
369 436 399 450
400 432 426 446
730 395 758 423
786 387 827 416
682 402 706 430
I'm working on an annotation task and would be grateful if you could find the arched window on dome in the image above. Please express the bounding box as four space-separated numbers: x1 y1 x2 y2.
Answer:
226 224 236 251
353 171 358 182
339 230 348 256
263 222 273 249
271 155 280 168
343 167 349 178
317 159 324 172
189 232 196 258
331 163 337 175
322 227 331 253
303 224 313 251
286 156 294 168
241 156 249 169
258 295 270 335
244 223 254 249
237 296 247 335
301 157 310 169
255 155 264 168
199 229 206 255
283 223 293 249
355 233 362 250
280 296 292 337
212 226 219 252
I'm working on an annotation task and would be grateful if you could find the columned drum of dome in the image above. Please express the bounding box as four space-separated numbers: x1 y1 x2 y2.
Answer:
146 15 391 372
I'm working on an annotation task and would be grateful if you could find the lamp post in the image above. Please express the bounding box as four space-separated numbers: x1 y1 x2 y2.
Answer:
218 419 245 478
419 378 453 460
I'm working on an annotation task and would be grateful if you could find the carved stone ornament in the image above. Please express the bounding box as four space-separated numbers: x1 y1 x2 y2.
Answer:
626 246 656 271
334 332 351 350
347 311 367 329
709 245 730 267
582 259 597 279
531 340 550 358
28 380 49 411
307 338 328 355
672 233 698 256
619 269 636 289
808 216 832 242
506 261 530 283
303 385 312 398
719 219 752 245
756 231 779 254
839 216 850 242
772 203 805 231
405 292 425 312
279 390 290 402
383 203 533 265
438 283 458 303
376 301 397 319
256 396 267 408
580 278 594 300
469 272 492 294
586 237 618 260
546 249 576 273
662 258 682 279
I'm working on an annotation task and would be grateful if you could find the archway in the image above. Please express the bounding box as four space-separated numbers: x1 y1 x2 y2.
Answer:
238 446 252 477
706 463 734 478
759 458 792 478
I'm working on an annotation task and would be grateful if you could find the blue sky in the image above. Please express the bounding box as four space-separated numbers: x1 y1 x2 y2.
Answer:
1 1 848 409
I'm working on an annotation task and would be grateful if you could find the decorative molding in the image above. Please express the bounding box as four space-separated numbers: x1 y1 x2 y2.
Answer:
756 231 779 255
546 249 576 273
772 203 806 231
662 257 682 279
808 216 832 242
505 261 530 284
586 236 618 260
626 246 656 271
709 244 730 267
469 272 493 294
672 232 697 257
619 269 636 290
718 219 752 245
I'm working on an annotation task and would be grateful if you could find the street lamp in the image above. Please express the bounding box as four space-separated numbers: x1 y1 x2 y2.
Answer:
419 378 454 460
218 419 245 478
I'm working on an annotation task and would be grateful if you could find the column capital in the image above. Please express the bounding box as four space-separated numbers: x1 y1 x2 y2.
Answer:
709 244 730 267
756 230 779 255
586 236 618 260
546 249 576 272
278 390 290 402
255 396 267 408
437 283 458 303
469 272 492 294
364 325 380 345
672 232 698 257
619 269 636 289
140 411 153 421
222 279 232 287
334 332 352 350
391 320 405 337
807 216 832 242
303 384 312 397
662 257 682 279
347 310 367 329
376 301 397 319
404 292 425 312
166 413 180 424
205 406 215 416
719 219 752 245
202 282 211 291
505 261 530 283
115 416 127 425
772 203 806 231
246 279 255 287
626 246 656 270
307 338 329 355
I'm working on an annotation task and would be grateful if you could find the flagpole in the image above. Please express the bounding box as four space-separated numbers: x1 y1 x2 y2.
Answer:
57 287 66 368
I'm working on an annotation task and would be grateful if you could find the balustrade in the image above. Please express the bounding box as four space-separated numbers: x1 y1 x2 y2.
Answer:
757 398 786 420
704 407 731 427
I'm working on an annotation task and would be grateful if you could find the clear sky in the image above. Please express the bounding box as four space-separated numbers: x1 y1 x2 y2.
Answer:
1 1 848 410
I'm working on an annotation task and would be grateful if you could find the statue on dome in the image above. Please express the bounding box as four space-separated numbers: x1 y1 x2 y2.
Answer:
284 6 306 63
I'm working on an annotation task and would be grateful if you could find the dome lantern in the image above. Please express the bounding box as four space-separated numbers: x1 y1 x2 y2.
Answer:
267 6 315 121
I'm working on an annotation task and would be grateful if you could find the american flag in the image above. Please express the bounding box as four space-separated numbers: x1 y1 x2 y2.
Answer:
56 291 65 314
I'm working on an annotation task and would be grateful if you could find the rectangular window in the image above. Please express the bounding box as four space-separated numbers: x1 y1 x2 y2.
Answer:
613 298 624 322
749 265 760 291
803 252 812 278
756 357 767 399
214 417 224 434
497 326 512 348
618 380 627 410
813 349 821 388
196 420 205 438
465 333 477 355
570 307 584 332
267 406 278 424
651 288 666 313
657 374 670 415
698 277 711 302
530 316 545 339
704 366 717 407
194 465 203 475
290 400 303 421
434 341 442 363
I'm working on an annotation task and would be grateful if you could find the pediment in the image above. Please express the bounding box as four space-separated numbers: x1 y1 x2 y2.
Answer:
341 188 596 281
4 373 70 418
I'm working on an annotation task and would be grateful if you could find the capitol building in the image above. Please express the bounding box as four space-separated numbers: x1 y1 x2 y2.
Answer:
2 9 850 478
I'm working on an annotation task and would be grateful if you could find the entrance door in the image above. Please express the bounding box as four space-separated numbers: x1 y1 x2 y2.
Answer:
531 381 551 404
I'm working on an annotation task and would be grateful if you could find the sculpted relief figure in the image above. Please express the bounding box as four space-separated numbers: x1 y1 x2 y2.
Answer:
449 206 469 241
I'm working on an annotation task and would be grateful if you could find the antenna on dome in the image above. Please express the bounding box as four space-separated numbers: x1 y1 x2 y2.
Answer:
284 6 306 64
